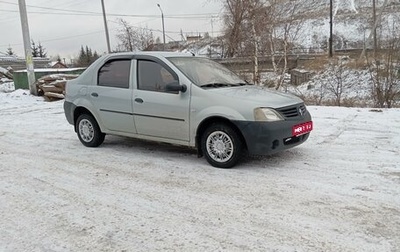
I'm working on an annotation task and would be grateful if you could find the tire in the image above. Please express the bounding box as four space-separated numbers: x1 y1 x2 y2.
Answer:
201 123 243 168
76 114 105 147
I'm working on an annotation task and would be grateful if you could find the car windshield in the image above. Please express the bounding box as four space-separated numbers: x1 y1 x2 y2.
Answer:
167 57 247 87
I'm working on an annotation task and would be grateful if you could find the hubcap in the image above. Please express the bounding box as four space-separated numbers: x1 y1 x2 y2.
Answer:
206 131 234 163
79 119 94 142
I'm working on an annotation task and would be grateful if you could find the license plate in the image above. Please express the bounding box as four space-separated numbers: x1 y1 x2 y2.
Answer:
292 121 313 136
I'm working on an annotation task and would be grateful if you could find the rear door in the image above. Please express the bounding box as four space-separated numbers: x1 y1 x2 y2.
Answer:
132 57 190 141
89 59 136 134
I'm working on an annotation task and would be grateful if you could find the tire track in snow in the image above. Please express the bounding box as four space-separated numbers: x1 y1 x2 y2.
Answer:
317 113 358 145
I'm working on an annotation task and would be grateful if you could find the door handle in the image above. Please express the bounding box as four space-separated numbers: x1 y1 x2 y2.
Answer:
91 92 99 97
135 98 143 103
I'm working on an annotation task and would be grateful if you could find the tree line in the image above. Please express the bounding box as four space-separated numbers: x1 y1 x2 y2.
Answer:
219 0 399 107
5 40 47 58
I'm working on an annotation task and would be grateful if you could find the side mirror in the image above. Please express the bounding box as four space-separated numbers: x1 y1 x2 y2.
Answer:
166 82 187 93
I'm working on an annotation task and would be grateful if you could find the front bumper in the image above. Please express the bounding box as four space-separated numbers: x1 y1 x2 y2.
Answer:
233 112 312 156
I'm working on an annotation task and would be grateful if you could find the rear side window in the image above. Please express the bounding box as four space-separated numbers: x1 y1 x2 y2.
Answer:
98 60 131 88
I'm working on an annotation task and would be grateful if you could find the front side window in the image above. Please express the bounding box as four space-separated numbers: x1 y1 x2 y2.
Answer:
98 60 131 88
137 60 178 93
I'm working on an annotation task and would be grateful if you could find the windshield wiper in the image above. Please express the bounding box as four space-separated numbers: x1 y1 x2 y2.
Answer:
201 83 237 88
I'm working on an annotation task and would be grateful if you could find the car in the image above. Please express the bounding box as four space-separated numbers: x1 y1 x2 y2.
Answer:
64 52 313 168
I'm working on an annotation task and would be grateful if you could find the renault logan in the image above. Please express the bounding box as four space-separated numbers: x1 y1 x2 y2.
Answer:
64 52 312 168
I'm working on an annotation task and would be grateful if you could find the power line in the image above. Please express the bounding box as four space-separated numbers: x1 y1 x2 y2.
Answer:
0 0 102 15
0 9 96 16
109 19 223 35
0 9 216 20
0 1 218 19
1 15 222 47
0 27 118 47
0 1 223 51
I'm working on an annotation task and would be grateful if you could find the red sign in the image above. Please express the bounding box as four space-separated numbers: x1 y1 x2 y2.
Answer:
292 121 313 136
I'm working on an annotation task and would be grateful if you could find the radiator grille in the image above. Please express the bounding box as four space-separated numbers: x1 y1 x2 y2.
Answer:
277 104 306 118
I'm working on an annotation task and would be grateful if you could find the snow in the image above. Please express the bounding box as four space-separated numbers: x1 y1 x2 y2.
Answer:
287 68 376 106
334 0 358 15
0 66 8 75
295 1 400 50
0 89 399 251
0 56 18 61
0 82 15 93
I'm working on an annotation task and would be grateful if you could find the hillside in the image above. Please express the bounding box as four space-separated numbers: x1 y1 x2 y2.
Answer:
295 0 400 50
176 0 400 56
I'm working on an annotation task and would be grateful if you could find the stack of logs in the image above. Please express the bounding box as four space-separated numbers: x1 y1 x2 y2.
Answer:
0 66 13 83
36 74 78 101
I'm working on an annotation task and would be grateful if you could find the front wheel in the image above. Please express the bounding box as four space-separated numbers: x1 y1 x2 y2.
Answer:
76 114 105 147
201 123 243 168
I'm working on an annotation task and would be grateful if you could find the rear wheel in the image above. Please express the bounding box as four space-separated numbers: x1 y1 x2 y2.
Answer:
201 123 243 168
76 114 105 147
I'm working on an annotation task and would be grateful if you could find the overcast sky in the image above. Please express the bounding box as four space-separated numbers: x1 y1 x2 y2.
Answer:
0 0 223 61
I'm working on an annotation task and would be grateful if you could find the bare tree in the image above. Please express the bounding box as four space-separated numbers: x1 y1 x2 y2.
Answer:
325 57 353 106
137 27 155 51
222 0 248 58
360 0 389 59
366 33 400 108
266 0 306 90
116 19 154 52
220 0 306 87
222 0 268 83
247 0 266 84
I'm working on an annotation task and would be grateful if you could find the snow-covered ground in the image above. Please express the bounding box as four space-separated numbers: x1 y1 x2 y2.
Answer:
1 88 399 251
287 68 377 107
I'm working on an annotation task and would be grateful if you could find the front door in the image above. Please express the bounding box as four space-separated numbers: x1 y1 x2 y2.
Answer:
133 58 190 141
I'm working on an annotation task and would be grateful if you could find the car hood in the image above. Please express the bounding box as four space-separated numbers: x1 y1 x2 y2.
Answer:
208 85 303 108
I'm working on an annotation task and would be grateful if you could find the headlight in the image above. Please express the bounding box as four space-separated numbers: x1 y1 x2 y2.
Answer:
254 108 284 122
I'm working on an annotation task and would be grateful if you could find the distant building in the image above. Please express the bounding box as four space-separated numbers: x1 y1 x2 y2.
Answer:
186 35 202 43
48 60 67 69
149 41 184 52
0 56 50 70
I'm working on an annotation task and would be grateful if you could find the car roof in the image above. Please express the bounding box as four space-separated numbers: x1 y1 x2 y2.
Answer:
105 51 195 58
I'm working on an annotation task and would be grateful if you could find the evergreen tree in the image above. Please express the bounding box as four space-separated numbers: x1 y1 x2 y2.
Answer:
38 42 47 58
31 40 39 57
30 40 47 58
85 46 92 65
78 46 85 61
76 45 100 67
6 46 15 56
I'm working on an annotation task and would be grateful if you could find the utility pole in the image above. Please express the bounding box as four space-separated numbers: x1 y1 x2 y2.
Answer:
251 19 259 85
18 0 37 96
211 16 214 38
101 0 111 53
157 4 166 51
373 0 377 56
329 0 333 57
360 0 388 59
